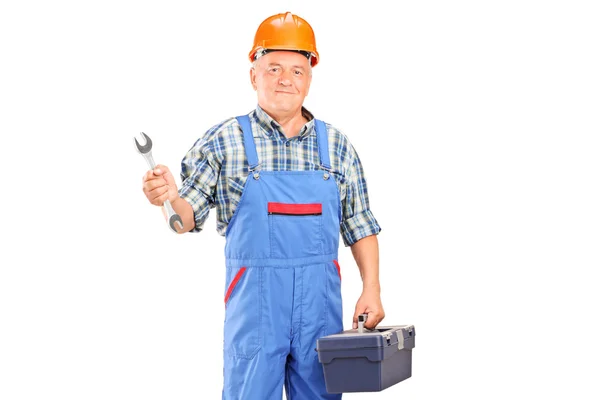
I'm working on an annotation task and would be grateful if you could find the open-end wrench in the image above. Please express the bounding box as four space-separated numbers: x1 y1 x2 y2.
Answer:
134 132 184 233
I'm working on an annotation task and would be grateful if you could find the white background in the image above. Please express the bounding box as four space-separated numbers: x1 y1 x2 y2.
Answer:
1 0 599 399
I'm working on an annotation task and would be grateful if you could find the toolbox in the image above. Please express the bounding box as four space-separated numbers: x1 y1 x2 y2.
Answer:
316 314 416 393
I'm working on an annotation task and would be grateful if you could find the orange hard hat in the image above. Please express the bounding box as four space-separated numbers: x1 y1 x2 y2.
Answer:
249 12 320 67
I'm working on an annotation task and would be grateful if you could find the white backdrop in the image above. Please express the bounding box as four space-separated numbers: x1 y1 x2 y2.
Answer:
1 1 599 399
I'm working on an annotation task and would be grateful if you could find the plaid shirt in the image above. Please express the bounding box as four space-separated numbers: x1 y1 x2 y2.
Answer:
178 105 381 247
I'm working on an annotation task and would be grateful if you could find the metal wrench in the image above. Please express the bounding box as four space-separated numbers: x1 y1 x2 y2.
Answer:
134 132 184 233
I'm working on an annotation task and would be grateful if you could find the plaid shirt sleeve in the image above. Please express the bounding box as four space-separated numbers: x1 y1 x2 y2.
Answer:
177 127 222 233
340 141 382 247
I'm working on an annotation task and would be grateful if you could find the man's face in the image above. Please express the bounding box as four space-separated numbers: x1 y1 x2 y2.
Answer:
250 51 312 114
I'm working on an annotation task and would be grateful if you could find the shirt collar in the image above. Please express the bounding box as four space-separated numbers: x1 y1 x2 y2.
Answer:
252 104 315 140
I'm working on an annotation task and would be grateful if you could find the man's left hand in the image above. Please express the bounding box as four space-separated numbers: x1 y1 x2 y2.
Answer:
352 286 385 330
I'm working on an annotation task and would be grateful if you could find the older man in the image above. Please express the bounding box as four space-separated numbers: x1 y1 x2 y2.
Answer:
142 11 384 400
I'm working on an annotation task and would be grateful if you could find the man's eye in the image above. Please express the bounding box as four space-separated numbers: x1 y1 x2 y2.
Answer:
294 70 303 76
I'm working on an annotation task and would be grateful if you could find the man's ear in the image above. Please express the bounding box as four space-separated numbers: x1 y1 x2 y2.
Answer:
250 67 257 91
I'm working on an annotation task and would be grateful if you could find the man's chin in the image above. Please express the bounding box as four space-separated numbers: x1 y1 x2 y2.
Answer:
259 101 302 116
272 102 300 113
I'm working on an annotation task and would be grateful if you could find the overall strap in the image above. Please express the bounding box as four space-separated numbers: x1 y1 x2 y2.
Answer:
314 119 331 170
235 115 260 171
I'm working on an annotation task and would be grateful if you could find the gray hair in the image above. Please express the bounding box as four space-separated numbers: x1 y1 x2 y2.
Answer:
252 54 313 77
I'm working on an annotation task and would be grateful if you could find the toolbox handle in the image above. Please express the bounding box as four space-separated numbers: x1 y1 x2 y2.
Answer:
357 313 371 334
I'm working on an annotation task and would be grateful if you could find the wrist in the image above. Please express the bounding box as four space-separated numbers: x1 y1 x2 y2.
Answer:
362 281 381 292
170 195 183 205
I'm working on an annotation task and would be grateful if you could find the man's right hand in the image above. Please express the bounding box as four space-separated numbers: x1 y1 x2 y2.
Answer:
142 164 179 207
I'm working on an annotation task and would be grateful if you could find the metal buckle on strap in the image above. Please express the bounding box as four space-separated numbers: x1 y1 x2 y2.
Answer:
320 164 332 180
249 163 261 179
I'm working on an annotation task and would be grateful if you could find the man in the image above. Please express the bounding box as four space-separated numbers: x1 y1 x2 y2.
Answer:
142 11 384 400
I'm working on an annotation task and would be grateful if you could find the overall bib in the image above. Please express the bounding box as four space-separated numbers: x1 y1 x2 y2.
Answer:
222 115 343 400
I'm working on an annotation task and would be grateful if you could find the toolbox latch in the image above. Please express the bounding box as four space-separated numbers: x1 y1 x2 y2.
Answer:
397 326 416 350
382 331 392 345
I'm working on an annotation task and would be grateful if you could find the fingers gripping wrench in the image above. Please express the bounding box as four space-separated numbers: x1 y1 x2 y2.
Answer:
134 132 183 233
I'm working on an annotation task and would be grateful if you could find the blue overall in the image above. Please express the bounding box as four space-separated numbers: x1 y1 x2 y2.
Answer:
221 115 343 399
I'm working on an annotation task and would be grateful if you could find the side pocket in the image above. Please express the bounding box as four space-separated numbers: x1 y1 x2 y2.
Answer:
324 260 343 337
223 266 262 360
224 267 247 305
333 260 341 280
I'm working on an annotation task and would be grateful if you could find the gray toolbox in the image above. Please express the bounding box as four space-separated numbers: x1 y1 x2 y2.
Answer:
317 314 416 393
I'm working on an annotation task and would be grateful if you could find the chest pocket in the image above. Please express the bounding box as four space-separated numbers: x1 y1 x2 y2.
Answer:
227 176 247 209
268 202 324 258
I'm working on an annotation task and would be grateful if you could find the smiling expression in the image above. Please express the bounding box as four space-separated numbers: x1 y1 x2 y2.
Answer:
250 51 312 114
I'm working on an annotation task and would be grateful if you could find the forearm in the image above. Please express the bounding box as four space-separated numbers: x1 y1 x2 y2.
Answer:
161 196 195 233
350 235 380 291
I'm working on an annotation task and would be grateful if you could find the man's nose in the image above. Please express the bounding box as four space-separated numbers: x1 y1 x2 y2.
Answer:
278 71 292 86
